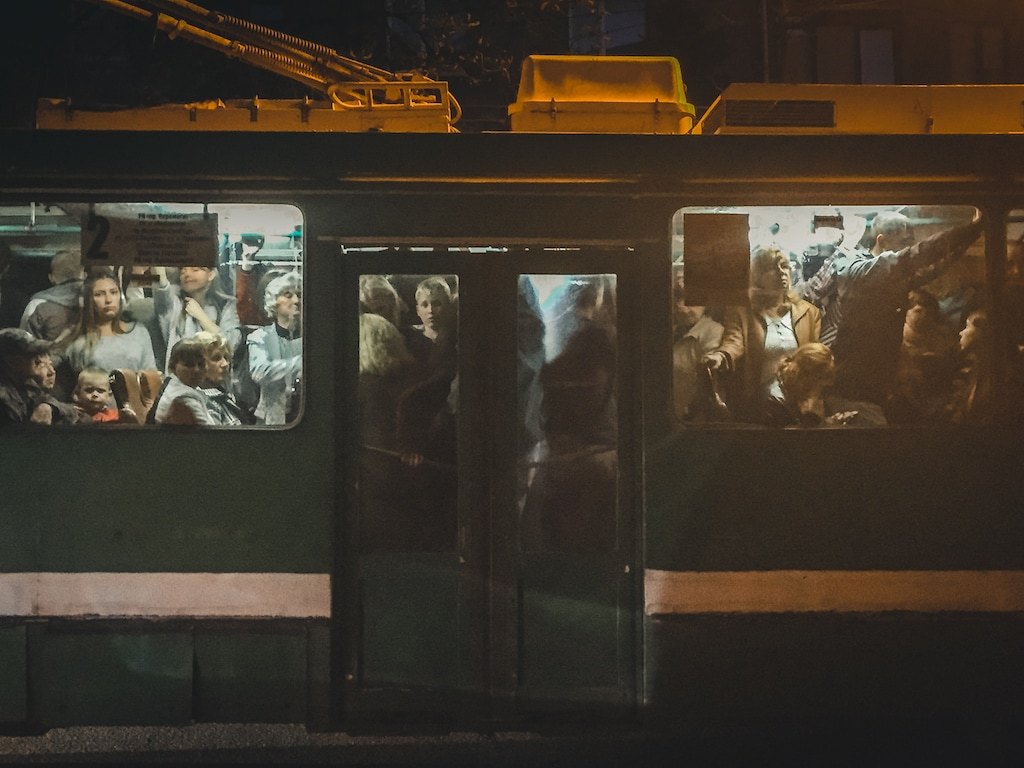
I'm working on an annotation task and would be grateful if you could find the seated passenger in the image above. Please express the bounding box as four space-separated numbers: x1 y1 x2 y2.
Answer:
62 271 158 389
194 330 251 425
767 343 886 427
154 338 214 425
704 247 821 423
73 367 136 424
0 329 86 426
19 249 85 342
247 271 302 425
153 265 241 370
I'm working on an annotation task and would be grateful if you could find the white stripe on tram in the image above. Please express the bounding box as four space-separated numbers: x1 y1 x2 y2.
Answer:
0 573 330 618
645 569 1024 615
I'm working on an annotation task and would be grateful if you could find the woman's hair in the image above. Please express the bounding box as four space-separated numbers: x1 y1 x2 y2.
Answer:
168 337 207 370
359 275 407 327
61 270 131 365
263 271 302 318
778 342 836 405
193 330 230 357
749 246 795 313
359 312 412 376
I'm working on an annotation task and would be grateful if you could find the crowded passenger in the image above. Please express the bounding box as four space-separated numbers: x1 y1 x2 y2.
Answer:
671 272 723 426
247 271 302 425
402 276 456 373
887 289 959 424
19 250 85 343
950 305 995 425
358 311 419 551
521 302 618 553
153 265 241 370
766 342 886 427
359 274 408 329
62 270 157 381
703 246 821 423
194 330 252 425
153 337 214 425
803 209 983 407
0 329 80 427
73 367 136 424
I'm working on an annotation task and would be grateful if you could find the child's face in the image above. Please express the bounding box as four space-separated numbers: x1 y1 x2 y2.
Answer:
415 289 449 330
30 354 57 390
174 357 206 388
74 374 111 414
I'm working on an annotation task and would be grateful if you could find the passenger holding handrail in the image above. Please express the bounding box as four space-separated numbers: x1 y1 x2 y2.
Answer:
802 208 983 407
704 247 821 423
152 265 241 370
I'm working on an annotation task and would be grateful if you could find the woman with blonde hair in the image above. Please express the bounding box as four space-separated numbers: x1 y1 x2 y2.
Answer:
703 247 820 422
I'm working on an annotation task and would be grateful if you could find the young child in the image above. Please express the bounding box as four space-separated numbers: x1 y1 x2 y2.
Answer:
73 367 134 424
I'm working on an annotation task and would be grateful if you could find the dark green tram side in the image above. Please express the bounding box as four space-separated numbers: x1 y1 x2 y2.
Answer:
0 131 1022 735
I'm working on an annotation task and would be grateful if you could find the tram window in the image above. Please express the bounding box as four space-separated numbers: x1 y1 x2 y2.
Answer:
358 274 459 553
518 274 618 553
0 202 303 429
670 205 987 429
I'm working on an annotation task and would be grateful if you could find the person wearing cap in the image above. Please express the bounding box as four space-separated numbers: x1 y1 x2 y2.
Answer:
0 328 72 427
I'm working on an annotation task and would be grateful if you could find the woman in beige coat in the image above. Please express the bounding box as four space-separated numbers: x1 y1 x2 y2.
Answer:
704 246 821 422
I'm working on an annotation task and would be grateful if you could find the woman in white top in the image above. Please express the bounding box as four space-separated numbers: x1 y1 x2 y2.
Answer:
703 247 821 422
63 271 157 377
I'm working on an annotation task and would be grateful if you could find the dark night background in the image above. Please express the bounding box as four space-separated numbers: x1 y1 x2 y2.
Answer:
3 0 1024 131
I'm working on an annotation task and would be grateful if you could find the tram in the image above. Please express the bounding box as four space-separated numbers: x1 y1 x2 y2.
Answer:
1 2 1023 742
1 125 1022 737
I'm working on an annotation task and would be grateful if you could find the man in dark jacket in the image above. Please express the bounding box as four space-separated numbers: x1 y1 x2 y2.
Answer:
0 328 87 427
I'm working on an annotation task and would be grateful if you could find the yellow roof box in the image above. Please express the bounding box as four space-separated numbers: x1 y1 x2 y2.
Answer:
509 55 695 134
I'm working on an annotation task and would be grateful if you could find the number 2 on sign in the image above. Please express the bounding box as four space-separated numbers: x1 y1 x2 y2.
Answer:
86 214 110 261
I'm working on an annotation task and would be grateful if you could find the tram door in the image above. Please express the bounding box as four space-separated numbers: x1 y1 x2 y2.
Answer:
340 248 636 722
492 251 637 721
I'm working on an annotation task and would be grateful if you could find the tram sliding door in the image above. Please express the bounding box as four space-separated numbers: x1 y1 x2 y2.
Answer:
339 247 637 723
491 249 638 721
340 250 487 722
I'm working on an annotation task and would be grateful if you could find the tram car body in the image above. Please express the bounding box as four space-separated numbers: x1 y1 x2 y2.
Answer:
1 126 1023 739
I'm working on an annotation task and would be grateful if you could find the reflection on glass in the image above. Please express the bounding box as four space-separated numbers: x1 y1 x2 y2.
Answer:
518 274 618 553
358 274 459 552
0 202 303 429
672 205 985 428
